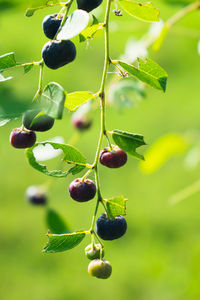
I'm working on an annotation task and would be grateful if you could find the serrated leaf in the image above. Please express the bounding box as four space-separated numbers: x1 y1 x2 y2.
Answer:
43 231 86 253
112 129 146 160
40 82 65 120
57 10 89 40
26 0 60 17
79 23 104 42
119 1 160 22
104 196 127 218
46 209 70 234
117 58 168 92
0 53 17 72
65 91 95 111
26 142 86 178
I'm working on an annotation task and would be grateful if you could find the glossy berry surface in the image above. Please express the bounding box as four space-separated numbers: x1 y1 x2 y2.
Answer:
42 40 76 70
85 243 104 260
77 0 103 12
43 14 62 39
26 185 47 205
99 145 127 168
69 178 96 202
88 259 112 279
96 213 127 240
22 109 54 132
10 128 36 149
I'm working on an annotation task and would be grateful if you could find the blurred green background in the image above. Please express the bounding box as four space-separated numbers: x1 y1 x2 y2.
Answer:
1 1 200 299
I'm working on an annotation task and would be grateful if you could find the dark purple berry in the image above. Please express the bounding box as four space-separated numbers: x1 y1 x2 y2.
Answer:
26 185 47 205
72 117 92 131
96 213 127 240
10 128 36 149
77 0 103 12
69 178 96 202
42 40 76 70
22 109 54 132
43 14 63 40
99 145 127 168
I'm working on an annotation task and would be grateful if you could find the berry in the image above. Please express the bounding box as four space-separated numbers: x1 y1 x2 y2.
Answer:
71 102 93 131
10 128 36 149
88 259 112 279
22 109 54 132
85 243 104 260
96 213 127 240
43 14 63 39
69 178 96 202
42 40 76 70
72 117 92 131
25 185 47 205
99 145 127 168
77 0 103 12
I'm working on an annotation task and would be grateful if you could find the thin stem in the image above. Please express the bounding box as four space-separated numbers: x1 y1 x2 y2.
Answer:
33 61 44 101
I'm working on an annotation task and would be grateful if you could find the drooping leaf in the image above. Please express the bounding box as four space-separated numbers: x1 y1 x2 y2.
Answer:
40 82 65 119
112 129 146 160
119 1 160 22
57 10 89 40
43 231 86 253
26 142 86 178
139 133 187 174
79 23 104 42
116 58 168 92
46 209 70 234
0 53 17 72
65 91 96 111
26 0 60 17
104 196 127 219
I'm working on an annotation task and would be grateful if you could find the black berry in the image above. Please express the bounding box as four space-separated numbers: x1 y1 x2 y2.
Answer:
10 128 36 149
85 243 104 260
96 213 127 240
88 259 112 279
77 0 103 12
42 40 76 70
22 109 54 132
43 14 63 39
69 178 96 202
99 145 127 168
26 185 47 205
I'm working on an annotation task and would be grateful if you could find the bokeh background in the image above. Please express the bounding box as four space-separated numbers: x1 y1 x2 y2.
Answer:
0 0 200 299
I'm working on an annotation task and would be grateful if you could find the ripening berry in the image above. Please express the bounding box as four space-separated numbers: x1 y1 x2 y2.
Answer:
42 40 76 70
99 145 127 168
96 213 127 240
43 14 63 39
88 259 112 279
22 109 54 132
69 178 96 202
25 185 47 205
77 0 103 12
72 116 92 131
85 243 104 260
10 128 36 149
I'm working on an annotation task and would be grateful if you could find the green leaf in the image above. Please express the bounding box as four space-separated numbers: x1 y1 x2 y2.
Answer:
0 53 17 72
26 0 60 17
117 58 168 92
43 231 86 253
119 1 160 22
46 209 70 234
40 82 65 120
79 23 104 42
104 196 127 219
24 64 34 74
57 10 89 40
26 142 86 178
65 91 95 111
112 129 146 160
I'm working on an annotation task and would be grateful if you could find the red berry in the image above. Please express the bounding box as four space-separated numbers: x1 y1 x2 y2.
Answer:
10 128 36 149
99 145 127 168
68 178 96 202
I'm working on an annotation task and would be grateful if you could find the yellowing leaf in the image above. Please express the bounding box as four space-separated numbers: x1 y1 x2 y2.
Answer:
65 91 96 111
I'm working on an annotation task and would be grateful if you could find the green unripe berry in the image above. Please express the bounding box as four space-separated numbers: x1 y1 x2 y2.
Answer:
88 259 112 279
85 243 104 260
